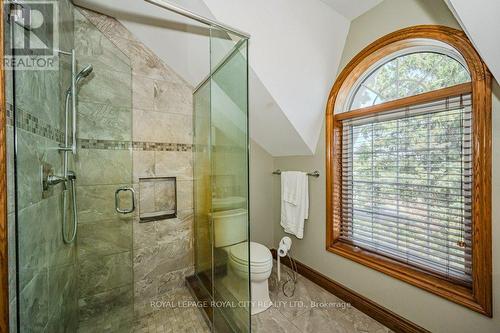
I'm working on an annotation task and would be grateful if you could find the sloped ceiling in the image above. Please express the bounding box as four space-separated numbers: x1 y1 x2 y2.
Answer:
319 0 383 20
445 0 500 82
73 0 380 156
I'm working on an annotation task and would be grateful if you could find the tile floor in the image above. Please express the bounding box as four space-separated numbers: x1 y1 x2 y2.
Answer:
253 262 392 332
133 261 392 333
133 288 210 333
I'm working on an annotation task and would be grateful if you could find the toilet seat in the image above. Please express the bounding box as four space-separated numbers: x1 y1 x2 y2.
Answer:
229 242 273 273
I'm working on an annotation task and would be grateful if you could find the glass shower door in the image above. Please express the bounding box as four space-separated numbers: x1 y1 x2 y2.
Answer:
10 3 135 332
193 29 250 332
210 31 250 332
72 9 134 332
10 1 79 331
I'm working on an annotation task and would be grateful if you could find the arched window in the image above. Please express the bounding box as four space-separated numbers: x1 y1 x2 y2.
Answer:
326 26 492 316
349 48 470 109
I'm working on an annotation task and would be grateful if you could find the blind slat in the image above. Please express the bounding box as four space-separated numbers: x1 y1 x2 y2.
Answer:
341 210 471 236
340 93 472 284
342 200 471 220
339 223 472 256
343 237 471 281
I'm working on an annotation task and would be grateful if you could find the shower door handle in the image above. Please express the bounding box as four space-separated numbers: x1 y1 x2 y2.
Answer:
115 187 136 214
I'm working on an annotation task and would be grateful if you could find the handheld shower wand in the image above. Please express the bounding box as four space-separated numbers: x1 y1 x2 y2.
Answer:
60 60 93 244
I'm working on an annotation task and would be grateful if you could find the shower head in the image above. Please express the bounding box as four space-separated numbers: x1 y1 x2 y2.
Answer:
76 64 93 84
66 64 93 95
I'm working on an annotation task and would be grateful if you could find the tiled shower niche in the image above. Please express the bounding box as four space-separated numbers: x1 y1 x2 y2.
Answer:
139 177 177 222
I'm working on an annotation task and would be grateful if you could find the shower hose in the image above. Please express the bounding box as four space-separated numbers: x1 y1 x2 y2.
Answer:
62 175 78 244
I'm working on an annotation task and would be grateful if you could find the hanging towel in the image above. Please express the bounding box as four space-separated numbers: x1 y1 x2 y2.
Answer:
280 171 309 239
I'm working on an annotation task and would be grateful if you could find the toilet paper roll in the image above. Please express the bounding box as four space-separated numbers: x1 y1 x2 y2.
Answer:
278 236 292 257
277 236 292 281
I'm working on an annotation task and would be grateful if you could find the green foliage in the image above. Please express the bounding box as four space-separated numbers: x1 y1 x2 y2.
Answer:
351 52 470 109
344 52 472 280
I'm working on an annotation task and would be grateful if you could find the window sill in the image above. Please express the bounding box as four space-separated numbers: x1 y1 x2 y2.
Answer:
327 240 491 316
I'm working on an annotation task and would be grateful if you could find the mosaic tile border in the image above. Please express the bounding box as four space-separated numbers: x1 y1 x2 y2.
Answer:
78 139 192 152
7 104 193 152
7 103 65 143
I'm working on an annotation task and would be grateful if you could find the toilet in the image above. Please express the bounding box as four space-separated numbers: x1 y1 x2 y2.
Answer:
211 208 273 315
229 241 273 315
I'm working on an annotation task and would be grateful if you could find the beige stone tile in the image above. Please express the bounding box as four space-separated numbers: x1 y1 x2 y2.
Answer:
77 285 133 326
133 218 157 250
154 180 176 212
77 184 133 223
78 252 132 297
78 8 135 41
156 212 193 245
176 180 194 211
153 80 193 115
342 307 389 333
112 37 180 82
252 307 301 333
157 266 194 295
133 150 155 183
133 109 192 144
290 306 353 333
133 75 155 110
77 218 132 256
135 277 158 303
77 101 132 141
74 10 130 73
133 246 159 282
139 181 156 216
78 67 132 108
75 149 132 186
154 151 193 180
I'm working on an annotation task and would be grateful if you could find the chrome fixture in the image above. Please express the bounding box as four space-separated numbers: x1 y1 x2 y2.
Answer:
115 187 136 214
272 169 320 178
53 50 93 244
46 174 66 187
60 62 93 156
144 0 250 39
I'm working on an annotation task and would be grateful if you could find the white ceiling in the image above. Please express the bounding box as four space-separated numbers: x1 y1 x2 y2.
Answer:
203 0 350 155
73 0 380 156
445 0 500 82
319 0 383 20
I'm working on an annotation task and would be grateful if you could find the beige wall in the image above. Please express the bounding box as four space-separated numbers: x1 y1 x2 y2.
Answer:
249 140 275 248
259 0 500 332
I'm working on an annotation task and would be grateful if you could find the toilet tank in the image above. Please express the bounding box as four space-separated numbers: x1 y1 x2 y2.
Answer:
211 208 248 248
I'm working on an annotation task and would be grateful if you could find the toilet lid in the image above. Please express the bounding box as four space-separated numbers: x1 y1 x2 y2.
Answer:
230 242 272 265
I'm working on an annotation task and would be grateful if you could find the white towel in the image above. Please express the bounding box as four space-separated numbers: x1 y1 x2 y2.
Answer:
280 171 309 239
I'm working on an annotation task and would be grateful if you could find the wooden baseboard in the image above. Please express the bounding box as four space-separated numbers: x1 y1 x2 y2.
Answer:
271 249 430 333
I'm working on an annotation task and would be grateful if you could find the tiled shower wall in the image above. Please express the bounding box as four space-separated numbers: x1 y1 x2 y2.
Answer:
6 0 78 331
76 8 195 321
73 8 134 331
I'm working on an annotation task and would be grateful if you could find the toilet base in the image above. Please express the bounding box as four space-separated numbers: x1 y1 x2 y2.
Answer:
250 279 272 315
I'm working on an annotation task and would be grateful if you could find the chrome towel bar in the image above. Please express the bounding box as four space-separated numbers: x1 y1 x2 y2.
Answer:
272 169 320 178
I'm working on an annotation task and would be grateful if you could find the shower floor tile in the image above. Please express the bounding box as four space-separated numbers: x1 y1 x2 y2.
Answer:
133 287 210 333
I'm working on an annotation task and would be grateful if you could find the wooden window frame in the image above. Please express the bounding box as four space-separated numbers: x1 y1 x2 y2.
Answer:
0 0 9 331
326 25 492 316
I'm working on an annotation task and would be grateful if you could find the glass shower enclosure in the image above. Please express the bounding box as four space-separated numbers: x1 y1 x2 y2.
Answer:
5 0 249 331
192 31 250 332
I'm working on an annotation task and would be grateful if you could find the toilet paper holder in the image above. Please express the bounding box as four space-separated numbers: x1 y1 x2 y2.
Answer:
277 236 292 281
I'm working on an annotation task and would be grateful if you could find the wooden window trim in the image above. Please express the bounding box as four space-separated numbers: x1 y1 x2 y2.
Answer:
0 0 9 331
325 25 492 317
